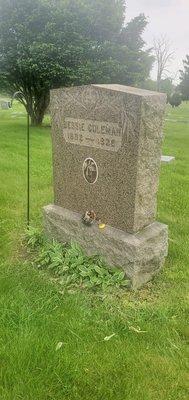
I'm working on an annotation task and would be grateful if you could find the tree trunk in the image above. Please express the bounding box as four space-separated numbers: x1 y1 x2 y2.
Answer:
25 91 50 127
30 110 45 127
157 72 161 92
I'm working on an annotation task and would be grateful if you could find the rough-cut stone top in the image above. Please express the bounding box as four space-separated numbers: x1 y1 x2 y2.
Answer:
50 84 167 233
93 84 165 97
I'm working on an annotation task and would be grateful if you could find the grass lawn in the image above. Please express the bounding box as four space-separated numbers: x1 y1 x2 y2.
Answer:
0 98 189 399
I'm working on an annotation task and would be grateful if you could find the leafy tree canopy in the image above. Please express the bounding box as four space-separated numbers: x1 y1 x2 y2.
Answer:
168 92 182 108
140 79 157 92
139 77 174 100
179 55 189 101
0 0 153 125
160 78 175 97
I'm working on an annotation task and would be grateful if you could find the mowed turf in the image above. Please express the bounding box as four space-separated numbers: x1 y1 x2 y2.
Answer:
0 99 189 399
0 100 53 260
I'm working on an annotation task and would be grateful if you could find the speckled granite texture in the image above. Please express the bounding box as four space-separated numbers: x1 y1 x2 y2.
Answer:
50 84 167 233
45 84 168 287
43 205 168 289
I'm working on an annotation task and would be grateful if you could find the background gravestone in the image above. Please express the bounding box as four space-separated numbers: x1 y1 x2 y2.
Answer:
44 84 168 288
1 101 11 110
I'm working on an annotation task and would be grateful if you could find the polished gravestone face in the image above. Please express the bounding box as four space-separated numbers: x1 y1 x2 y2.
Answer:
50 84 166 233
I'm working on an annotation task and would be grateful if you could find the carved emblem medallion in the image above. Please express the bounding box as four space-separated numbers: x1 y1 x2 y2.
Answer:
83 158 98 184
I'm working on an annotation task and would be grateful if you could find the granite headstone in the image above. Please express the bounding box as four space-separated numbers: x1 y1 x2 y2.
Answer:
44 84 168 288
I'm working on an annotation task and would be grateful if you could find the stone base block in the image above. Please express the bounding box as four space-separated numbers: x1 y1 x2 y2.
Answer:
43 205 168 289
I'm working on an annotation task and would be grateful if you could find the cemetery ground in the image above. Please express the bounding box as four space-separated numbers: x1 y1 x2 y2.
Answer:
0 99 188 400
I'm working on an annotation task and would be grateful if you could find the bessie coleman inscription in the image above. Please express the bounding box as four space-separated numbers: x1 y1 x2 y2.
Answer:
63 117 122 151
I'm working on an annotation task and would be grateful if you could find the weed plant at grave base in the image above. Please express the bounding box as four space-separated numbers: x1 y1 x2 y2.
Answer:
25 228 129 291
0 99 189 400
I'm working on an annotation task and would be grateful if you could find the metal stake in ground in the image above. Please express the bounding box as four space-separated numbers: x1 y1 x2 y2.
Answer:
11 91 30 228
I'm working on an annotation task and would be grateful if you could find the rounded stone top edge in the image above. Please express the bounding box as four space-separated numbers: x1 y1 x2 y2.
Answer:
93 84 167 98
50 84 167 99
50 84 90 93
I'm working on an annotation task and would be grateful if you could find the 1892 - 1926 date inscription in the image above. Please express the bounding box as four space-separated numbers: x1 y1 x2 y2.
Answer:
63 118 122 151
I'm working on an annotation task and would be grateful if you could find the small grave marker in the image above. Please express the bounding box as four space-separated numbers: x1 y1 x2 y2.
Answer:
1 101 11 110
161 155 175 163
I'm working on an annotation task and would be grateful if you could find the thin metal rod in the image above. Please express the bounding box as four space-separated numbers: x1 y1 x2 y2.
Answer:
27 113 30 227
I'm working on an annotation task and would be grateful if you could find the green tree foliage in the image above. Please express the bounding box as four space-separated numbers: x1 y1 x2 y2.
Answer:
179 55 189 101
139 77 174 100
168 92 182 108
0 0 153 125
160 78 174 97
118 14 154 84
140 79 157 91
